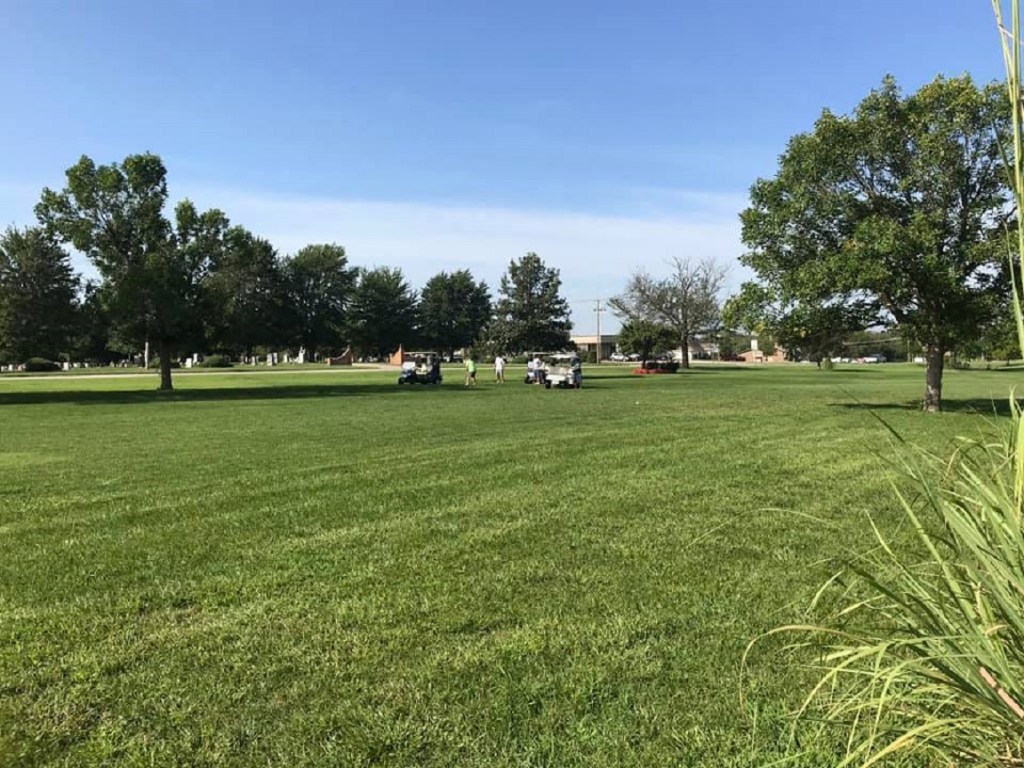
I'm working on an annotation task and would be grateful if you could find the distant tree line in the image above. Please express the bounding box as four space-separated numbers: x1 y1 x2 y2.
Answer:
1 154 574 389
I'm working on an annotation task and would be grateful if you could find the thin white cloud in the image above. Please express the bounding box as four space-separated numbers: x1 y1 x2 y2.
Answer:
617 187 750 218
181 186 749 334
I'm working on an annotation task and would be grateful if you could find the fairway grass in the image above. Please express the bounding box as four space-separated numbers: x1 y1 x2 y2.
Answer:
1 364 1019 766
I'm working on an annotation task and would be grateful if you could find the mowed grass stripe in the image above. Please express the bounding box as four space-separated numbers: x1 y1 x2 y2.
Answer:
0 364 1019 766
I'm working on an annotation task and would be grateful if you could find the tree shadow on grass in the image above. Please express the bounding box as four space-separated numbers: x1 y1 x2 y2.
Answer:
0 381 471 406
833 398 1019 416
588 368 724 380
818 367 900 374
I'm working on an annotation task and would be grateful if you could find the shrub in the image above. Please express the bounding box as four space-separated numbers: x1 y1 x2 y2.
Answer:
23 358 60 372
639 360 679 372
199 354 233 368
760 408 1024 765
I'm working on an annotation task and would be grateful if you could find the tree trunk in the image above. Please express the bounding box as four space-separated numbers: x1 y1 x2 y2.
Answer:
923 345 944 412
679 331 690 369
158 338 174 391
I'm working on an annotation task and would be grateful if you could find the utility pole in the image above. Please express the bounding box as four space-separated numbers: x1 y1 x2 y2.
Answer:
594 299 606 364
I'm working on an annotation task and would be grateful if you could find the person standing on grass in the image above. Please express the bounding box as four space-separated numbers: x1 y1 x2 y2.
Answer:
494 354 506 383
464 356 477 387
534 355 547 386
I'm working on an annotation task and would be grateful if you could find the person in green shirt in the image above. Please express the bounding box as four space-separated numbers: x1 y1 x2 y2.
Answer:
464 357 477 387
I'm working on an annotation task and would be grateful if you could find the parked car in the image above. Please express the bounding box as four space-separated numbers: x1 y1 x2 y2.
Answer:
610 352 628 362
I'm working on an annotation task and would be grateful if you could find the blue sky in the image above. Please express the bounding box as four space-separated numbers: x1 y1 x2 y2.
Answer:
0 0 1007 332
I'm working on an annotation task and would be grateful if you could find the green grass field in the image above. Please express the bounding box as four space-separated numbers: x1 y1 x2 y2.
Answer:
1 363 1020 766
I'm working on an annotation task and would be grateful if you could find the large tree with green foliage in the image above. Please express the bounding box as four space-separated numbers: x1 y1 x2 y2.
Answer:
736 75 1011 411
348 266 419 359
282 244 357 359
36 154 228 390
616 319 675 368
489 252 571 353
205 227 286 357
0 227 80 364
610 257 725 369
418 270 491 357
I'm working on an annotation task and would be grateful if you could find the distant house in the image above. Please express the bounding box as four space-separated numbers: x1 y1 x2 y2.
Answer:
739 340 787 363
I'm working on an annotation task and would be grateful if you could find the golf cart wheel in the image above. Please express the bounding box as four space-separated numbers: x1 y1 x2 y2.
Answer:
545 381 551 389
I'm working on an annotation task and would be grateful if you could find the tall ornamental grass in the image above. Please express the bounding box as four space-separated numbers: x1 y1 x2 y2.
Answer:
754 3 1024 764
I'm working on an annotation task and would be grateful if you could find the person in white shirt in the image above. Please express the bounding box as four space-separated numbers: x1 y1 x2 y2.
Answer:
534 355 547 386
494 354 506 383
526 356 535 384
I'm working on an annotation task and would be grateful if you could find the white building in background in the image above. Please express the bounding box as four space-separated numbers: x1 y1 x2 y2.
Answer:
569 334 718 362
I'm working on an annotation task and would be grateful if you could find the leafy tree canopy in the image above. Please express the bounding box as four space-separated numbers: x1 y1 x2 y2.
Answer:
349 266 418 359
282 243 357 358
206 228 286 356
616 319 675 367
735 75 1012 410
419 270 491 356
0 227 80 364
489 252 571 354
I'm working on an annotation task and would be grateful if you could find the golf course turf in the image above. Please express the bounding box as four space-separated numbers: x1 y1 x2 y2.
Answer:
1 363 1018 766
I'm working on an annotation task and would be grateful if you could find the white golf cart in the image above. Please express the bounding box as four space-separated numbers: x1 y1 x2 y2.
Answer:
541 353 582 389
523 351 554 385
